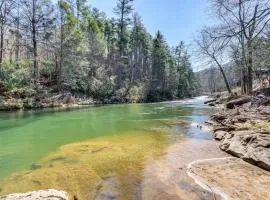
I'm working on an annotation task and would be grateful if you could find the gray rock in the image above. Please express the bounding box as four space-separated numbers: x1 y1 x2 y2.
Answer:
0 189 69 200
220 131 270 171
213 131 228 141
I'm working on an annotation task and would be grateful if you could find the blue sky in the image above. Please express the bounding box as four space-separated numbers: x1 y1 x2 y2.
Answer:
90 0 211 47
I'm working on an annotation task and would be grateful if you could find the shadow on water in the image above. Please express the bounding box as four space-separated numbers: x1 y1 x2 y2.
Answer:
0 106 97 132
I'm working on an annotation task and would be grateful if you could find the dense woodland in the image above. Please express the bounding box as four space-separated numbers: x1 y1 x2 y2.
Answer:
0 0 199 104
196 0 270 95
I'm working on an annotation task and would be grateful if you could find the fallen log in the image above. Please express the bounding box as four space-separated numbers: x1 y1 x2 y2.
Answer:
204 99 217 104
226 96 252 109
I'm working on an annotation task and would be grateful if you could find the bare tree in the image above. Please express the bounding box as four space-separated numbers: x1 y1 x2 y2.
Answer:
196 27 232 94
210 0 270 94
0 0 15 78
20 0 54 86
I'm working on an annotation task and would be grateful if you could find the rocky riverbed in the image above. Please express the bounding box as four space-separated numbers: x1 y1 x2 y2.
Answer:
1 96 269 200
0 93 97 111
0 93 140 111
204 94 270 171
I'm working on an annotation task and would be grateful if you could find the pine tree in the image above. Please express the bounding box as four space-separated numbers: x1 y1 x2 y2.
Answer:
113 0 134 56
148 31 168 101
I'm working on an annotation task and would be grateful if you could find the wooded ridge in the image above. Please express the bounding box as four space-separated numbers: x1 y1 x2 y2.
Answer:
0 0 199 107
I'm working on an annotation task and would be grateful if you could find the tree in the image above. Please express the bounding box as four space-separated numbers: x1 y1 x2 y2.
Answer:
148 31 168 101
210 0 270 94
130 13 151 83
196 27 232 94
0 0 199 103
0 0 15 78
20 0 54 86
114 0 134 56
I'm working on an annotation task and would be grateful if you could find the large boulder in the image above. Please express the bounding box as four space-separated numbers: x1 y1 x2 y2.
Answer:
0 189 69 200
220 131 270 171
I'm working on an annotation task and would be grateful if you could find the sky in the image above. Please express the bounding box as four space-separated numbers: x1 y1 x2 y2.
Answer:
90 0 211 47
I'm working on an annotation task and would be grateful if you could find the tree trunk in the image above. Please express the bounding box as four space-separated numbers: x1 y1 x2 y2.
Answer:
119 1 125 57
57 10 64 92
247 40 253 94
214 57 232 94
0 25 4 79
32 0 38 86
241 67 247 94
15 12 20 69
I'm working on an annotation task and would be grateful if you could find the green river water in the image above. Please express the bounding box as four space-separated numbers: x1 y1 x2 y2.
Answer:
0 97 211 198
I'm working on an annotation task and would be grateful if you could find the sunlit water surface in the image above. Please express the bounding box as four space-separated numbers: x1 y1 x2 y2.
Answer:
0 97 212 198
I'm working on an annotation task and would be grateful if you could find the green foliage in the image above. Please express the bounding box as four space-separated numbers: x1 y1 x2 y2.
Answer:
88 76 116 99
128 84 145 102
2 60 31 90
1 0 199 103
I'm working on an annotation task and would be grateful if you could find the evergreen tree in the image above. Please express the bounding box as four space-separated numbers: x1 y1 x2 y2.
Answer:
114 0 134 56
0 0 199 103
148 31 168 101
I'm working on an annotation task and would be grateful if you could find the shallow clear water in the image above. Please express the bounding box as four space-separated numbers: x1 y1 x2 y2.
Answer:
0 97 210 185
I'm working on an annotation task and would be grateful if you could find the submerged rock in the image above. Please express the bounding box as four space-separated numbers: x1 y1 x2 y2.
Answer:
0 189 69 200
31 163 42 170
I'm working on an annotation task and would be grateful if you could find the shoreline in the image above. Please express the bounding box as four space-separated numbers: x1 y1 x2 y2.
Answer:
1 96 269 199
186 95 270 199
203 94 270 172
184 94 270 200
0 94 201 113
187 157 232 200
187 156 270 200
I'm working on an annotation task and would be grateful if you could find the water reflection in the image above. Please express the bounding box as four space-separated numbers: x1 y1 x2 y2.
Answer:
0 97 211 184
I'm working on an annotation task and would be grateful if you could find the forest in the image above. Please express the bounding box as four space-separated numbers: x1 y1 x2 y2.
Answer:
0 0 199 106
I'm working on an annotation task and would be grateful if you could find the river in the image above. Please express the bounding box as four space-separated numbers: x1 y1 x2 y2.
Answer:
0 97 227 199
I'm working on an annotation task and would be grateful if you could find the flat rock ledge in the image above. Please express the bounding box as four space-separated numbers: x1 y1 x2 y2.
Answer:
0 189 69 200
187 157 270 200
215 130 270 171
